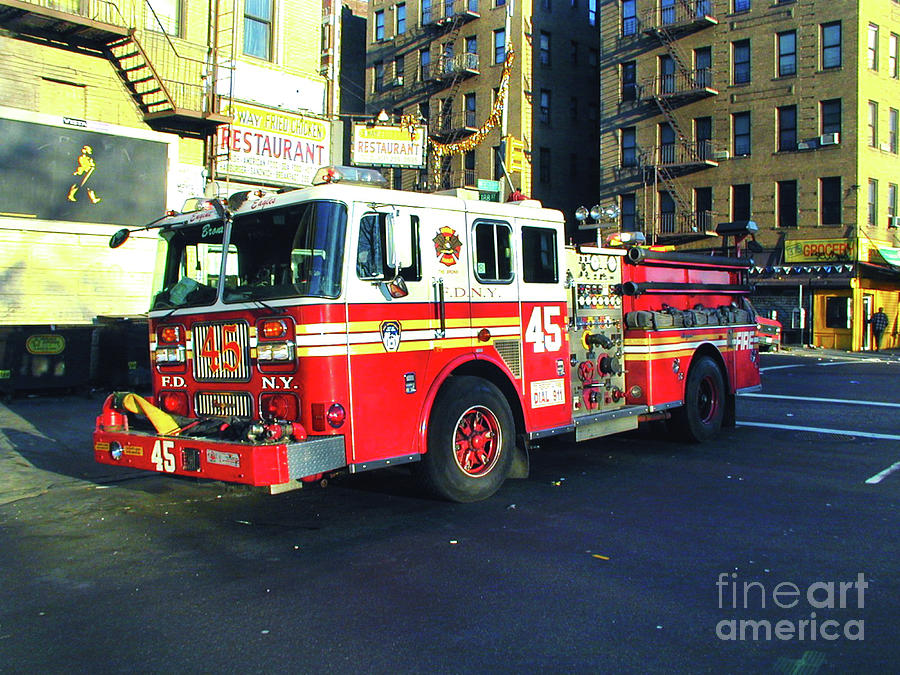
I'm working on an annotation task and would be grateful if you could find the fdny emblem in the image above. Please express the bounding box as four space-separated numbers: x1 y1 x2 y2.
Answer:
433 226 462 267
380 321 402 352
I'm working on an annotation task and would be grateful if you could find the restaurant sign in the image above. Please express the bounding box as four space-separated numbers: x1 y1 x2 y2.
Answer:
216 101 330 186
351 123 427 168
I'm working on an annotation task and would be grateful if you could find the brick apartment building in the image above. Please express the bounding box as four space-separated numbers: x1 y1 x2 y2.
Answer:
598 0 900 350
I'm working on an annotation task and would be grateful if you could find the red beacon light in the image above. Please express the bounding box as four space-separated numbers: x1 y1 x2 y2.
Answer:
312 166 387 188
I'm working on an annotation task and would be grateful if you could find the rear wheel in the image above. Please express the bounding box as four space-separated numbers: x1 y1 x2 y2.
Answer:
672 356 725 442
415 376 514 502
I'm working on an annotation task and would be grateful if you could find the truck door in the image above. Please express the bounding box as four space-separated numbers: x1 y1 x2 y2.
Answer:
515 220 570 432
344 203 466 467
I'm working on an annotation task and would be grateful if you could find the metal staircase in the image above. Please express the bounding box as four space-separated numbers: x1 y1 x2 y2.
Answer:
0 0 231 138
639 0 718 241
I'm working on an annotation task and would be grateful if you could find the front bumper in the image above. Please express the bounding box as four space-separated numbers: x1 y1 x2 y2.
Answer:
94 410 346 487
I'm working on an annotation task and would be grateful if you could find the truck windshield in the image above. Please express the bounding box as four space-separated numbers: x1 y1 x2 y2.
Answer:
151 220 225 310
223 200 348 302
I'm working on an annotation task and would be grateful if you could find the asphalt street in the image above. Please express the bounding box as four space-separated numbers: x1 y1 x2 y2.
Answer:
0 348 898 673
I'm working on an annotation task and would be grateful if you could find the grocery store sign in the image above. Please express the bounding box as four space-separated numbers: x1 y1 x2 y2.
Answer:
351 123 427 168
785 238 855 263
216 101 331 186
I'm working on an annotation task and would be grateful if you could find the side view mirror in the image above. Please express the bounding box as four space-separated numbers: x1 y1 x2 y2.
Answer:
109 228 130 248
386 209 413 270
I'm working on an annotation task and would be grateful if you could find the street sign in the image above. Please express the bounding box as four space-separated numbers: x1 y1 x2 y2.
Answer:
477 179 500 192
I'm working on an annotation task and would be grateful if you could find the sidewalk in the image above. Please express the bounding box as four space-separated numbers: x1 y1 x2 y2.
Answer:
775 344 900 362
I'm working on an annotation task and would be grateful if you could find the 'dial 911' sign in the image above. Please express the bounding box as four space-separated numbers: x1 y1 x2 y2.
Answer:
351 123 427 168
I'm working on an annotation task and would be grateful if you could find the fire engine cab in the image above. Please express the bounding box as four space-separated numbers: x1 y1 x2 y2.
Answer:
94 166 761 502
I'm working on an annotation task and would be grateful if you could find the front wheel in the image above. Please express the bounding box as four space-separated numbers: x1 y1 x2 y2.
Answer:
671 356 725 443
415 376 515 502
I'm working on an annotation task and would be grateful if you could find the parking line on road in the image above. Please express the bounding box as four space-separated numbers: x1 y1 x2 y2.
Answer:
760 365 805 372
737 421 900 441
865 461 900 484
740 393 900 409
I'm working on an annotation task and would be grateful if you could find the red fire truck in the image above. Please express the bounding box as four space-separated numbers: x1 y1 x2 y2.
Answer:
94 166 761 502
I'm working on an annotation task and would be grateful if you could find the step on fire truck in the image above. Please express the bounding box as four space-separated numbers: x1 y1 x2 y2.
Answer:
94 166 761 502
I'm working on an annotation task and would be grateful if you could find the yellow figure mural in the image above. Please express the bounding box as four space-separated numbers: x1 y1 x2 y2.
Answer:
67 145 101 204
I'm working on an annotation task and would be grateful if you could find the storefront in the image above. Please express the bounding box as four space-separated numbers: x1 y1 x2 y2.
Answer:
751 237 900 352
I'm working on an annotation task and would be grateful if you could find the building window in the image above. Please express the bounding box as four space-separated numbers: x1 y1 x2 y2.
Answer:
821 22 841 69
734 0 750 13
733 111 751 156
539 148 551 184
695 116 712 159
695 187 712 230
622 0 637 37
659 55 675 94
694 47 712 88
622 61 637 101
570 40 578 65
540 89 551 124
733 40 750 84
889 183 898 225
869 101 878 147
588 0 596 25
621 127 637 167
820 177 841 225
868 23 879 70
464 150 476 186
465 35 477 56
891 34 899 77
891 108 899 153
589 48 598 68
661 0 675 25
824 297 850 329
397 3 407 34
419 48 431 81
778 31 796 76
146 0 181 36
821 99 841 135
542 0 551 10
422 0 432 24
778 105 797 151
494 29 506 64
375 9 385 40
621 193 636 230
493 144 503 180
868 179 878 225
659 123 675 164
732 184 751 221
465 93 476 127
374 61 384 92
540 32 551 66
243 0 273 60
659 192 676 233
777 180 798 227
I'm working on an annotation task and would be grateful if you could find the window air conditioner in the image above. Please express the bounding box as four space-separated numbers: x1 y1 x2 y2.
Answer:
712 149 730 161
889 215 900 229
819 132 840 145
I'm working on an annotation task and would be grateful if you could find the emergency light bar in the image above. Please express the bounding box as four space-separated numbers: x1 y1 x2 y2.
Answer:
313 165 387 187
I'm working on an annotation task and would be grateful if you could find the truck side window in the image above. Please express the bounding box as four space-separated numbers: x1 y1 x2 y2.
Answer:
357 213 387 279
522 226 558 283
400 214 422 282
473 220 513 283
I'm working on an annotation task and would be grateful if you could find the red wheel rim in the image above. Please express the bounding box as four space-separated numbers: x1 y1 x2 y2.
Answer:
453 405 502 477
697 375 720 423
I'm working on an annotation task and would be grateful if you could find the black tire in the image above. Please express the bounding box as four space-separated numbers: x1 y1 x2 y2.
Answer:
415 376 515 502
671 356 725 443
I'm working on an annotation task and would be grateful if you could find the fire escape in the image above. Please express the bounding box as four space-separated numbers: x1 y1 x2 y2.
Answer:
640 0 718 243
423 0 481 189
0 0 232 139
